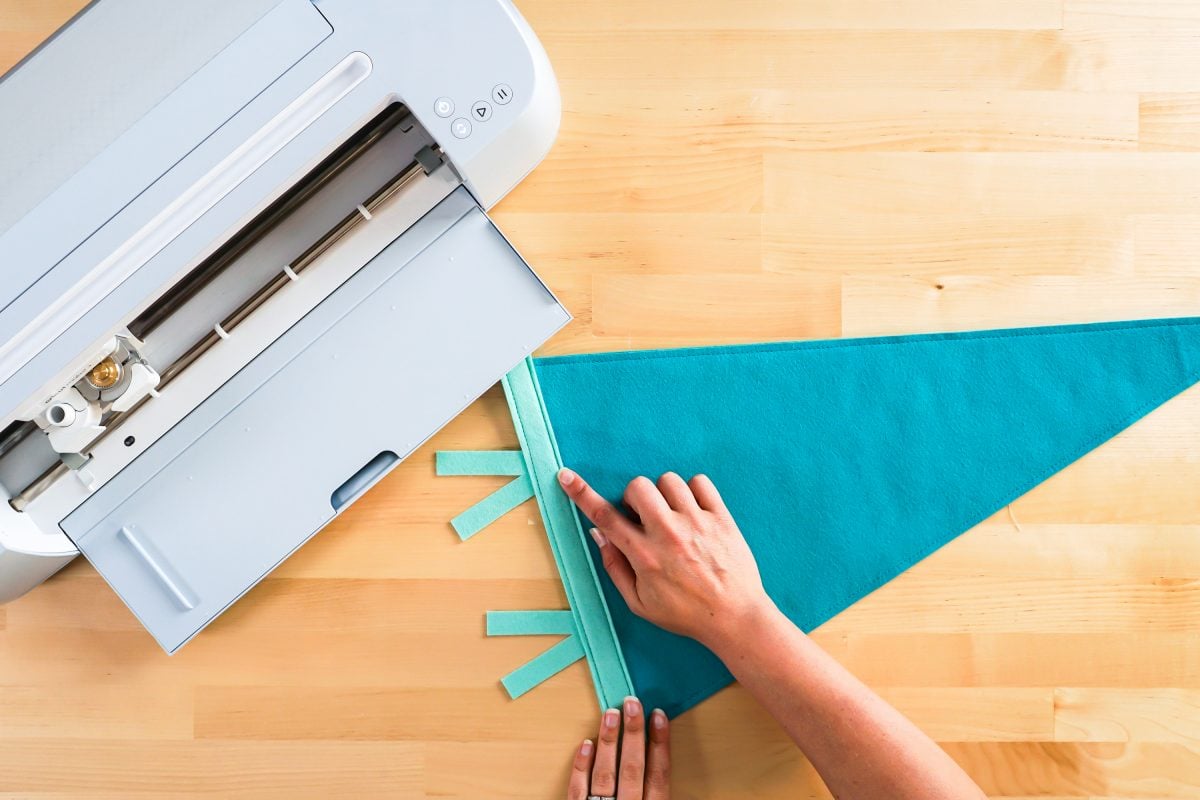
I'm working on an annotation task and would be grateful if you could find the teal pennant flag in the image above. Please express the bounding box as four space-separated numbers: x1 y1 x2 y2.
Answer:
529 318 1200 717
443 318 1200 716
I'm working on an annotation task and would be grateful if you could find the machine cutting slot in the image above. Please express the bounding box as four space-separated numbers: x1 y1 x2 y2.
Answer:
4 101 450 510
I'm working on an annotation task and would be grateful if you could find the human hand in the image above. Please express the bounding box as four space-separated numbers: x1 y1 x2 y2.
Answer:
567 697 670 800
557 468 774 652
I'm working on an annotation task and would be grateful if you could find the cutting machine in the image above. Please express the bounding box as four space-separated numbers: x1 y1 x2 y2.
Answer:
0 0 568 652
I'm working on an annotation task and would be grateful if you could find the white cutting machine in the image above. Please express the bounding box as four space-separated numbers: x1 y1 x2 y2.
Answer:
0 0 568 652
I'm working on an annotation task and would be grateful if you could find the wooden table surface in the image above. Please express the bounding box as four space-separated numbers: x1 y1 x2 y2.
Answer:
3 1 1200 797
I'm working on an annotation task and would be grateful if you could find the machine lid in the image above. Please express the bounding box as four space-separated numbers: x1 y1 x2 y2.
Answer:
0 0 333 417
0 0 294 307
59 188 569 653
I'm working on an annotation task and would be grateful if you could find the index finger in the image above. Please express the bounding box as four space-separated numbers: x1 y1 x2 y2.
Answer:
558 468 642 548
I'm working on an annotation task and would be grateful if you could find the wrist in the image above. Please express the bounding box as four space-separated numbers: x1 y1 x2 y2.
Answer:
702 595 787 659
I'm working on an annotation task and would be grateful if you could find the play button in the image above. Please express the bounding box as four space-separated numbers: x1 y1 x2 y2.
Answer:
471 100 492 121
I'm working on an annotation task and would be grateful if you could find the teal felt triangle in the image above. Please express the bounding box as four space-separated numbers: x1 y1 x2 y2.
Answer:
531 318 1200 717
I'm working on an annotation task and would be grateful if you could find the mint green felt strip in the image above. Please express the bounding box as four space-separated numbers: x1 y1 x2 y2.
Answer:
500 634 586 699
502 358 634 710
449 472 534 540
436 450 527 477
487 609 577 637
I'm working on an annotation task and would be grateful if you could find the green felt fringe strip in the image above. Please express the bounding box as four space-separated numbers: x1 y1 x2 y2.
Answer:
436 358 634 710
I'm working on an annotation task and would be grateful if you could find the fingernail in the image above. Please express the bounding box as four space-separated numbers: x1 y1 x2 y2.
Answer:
558 468 576 487
604 709 619 729
624 696 641 716
652 709 667 729
580 739 593 756
589 527 608 547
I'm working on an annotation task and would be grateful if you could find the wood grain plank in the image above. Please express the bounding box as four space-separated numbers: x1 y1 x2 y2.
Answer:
549 86 1137 153
765 152 1200 216
0 686 192 740
592 273 841 344
0 740 423 797
1063 4 1200 92
1139 94 1200 151
522 0 1064 31
502 148 764 213
274 518 560 581
766 214 1134 276
824 572 1200 634
1054 688 1200 743
0 626 596 692
426 737 835 800
840 632 1200 688
539 31 1076 91
840 274 1200 336
5 576 568 635
942 741 1200 798
1065 0 1200 28
883 523 1200 579
195 685 590 742
1134 214 1200 271
491 212 763 276
880 688 1057 742
0 0 84 70
1062 28 1200 92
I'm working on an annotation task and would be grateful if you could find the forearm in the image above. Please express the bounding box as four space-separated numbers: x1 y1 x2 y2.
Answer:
709 604 985 800
557 467 984 797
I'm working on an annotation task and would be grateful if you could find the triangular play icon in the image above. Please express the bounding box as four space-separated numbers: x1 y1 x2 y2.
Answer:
529 318 1200 716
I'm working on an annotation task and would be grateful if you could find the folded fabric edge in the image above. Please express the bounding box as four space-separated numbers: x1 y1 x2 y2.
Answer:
501 357 635 711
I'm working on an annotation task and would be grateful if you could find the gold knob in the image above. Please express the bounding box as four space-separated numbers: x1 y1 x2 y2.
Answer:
86 357 122 389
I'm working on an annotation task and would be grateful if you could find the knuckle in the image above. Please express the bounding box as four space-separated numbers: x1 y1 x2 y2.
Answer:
647 767 671 789
592 504 615 526
593 767 615 787
620 762 645 783
662 518 689 539
628 475 654 496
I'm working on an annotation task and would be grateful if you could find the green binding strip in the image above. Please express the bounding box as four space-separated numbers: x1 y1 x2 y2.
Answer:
487 609 577 637
438 459 585 698
436 450 527 477
499 635 586 699
502 358 635 710
487 610 585 698
447 472 534 540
